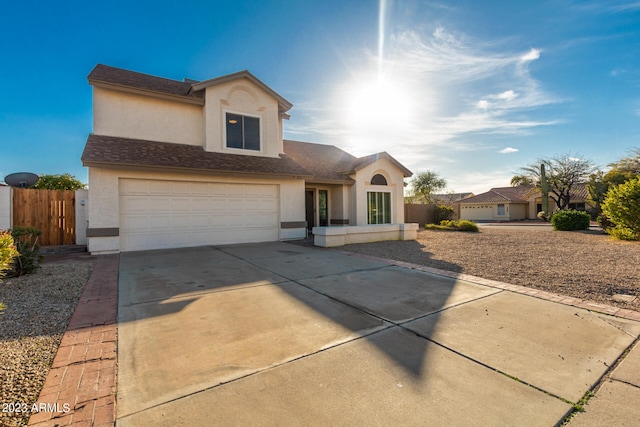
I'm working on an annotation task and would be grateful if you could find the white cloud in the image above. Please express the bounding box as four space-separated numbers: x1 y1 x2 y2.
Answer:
499 147 519 154
520 48 541 62
497 90 518 101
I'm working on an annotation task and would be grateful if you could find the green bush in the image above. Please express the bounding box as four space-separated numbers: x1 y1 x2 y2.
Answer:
425 219 479 232
601 176 640 240
550 210 591 231
434 205 455 223
8 226 44 276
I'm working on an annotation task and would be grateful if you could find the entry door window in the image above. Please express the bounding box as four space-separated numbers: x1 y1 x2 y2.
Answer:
368 192 391 224
319 190 328 226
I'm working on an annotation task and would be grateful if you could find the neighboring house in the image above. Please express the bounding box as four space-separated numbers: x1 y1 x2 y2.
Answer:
81 64 413 254
432 192 474 205
456 184 594 222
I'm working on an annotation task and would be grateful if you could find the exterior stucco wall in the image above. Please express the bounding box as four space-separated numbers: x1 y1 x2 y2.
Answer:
460 203 528 221
0 186 11 231
509 203 527 220
87 167 305 253
460 204 494 221
351 158 406 226
203 79 283 158
330 185 349 224
93 87 204 146
75 189 89 245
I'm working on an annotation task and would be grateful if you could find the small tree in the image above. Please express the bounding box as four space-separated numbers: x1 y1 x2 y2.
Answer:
34 173 86 190
409 171 447 204
514 154 596 210
604 147 640 186
601 176 640 240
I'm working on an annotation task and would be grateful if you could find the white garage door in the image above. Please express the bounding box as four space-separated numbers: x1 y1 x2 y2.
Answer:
119 179 279 251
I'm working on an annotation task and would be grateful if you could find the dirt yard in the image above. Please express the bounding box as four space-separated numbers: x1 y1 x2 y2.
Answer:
340 226 640 312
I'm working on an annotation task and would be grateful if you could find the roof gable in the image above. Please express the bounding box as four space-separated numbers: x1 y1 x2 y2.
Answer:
191 70 292 114
283 140 357 184
283 140 412 183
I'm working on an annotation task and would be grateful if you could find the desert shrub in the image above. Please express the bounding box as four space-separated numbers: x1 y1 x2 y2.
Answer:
434 205 455 223
0 231 17 276
607 226 639 241
0 231 18 315
550 210 591 231
601 176 640 240
537 211 550 221
8 226 44 276
426 219 479 232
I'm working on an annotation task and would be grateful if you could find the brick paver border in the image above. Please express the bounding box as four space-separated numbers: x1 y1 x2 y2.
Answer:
29 254 119 427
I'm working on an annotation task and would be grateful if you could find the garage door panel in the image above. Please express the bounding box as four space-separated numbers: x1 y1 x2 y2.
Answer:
119 179 279 251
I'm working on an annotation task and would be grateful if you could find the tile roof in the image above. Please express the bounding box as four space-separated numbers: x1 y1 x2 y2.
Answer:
458 186 532 204
88 64 204 101
82 134 312 178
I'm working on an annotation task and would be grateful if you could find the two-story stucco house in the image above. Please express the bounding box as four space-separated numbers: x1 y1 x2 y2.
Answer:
81 64 416 254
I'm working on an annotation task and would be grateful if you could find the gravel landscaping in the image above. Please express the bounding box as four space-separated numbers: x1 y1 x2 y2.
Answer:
0 260 93 427
341 226 640 312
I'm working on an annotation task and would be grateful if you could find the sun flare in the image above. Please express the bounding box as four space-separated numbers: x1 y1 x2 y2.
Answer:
344 77 414 133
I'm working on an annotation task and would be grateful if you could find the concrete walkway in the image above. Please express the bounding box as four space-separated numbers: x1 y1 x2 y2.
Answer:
114 242 640 426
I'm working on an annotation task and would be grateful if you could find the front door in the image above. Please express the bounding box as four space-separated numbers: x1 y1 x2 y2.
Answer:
305 190 315 231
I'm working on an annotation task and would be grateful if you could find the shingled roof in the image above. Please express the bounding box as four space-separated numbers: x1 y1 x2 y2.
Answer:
88 64 293 113
82 134 312 178
283 140 413 184
88 64 204 102
283 140 358 183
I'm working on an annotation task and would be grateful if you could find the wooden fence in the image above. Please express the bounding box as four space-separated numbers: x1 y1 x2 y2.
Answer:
12 189 76 245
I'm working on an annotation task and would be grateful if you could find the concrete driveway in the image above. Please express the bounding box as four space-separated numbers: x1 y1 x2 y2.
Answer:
116 242 640 426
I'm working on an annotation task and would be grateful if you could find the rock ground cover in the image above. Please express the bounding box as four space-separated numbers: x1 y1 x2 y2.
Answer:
341 227 640 312
0 261 92 427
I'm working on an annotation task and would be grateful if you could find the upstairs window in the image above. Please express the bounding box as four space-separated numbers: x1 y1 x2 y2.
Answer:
226 113 260 151
371 174 388 185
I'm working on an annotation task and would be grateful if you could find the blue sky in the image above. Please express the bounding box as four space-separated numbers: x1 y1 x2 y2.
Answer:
1 0 639 194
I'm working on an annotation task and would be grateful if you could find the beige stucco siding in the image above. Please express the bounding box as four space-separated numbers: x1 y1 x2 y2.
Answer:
93 87 204 146
509 203 527 220
460 203 528 221
460 204 494 221
203 80 283 157
350 158 406 226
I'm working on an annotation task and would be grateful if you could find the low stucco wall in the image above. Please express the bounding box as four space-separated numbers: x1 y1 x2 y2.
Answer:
0 186 10 231
312 223 418 247
75 189 89 245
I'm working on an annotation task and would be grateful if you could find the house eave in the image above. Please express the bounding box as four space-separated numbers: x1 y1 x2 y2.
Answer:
191 70 293 113
89 81 205 106
82 161 313 181
304 178 355 186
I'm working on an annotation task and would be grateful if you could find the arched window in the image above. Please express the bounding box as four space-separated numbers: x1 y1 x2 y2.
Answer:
371 174 388 185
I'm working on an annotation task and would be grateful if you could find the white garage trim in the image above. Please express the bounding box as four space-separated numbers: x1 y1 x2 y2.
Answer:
119 178 279 251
